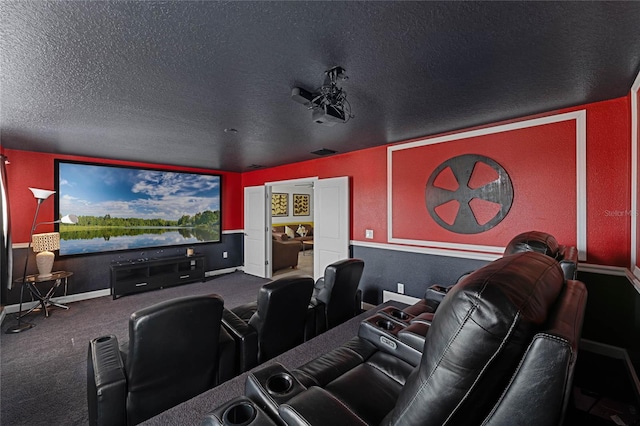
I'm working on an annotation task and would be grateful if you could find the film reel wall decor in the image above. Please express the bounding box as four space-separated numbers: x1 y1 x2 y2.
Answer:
425 154 513 234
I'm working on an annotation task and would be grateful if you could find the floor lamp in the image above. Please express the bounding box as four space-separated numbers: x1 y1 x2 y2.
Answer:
5 188 77 333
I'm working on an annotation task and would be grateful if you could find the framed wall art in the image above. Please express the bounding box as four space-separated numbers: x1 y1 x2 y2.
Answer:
293 194 310 216
271 193 288 217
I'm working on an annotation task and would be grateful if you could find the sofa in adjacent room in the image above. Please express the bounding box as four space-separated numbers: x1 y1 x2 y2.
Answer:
271 235 302 272
272 223 313 245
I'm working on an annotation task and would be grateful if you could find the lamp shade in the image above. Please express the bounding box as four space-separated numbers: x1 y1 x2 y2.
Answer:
28 187 55 201
32 232 60 277
60 214 79 224
32 232 60 253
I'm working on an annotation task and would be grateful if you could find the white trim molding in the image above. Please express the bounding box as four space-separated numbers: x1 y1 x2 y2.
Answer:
630 69 640 269
387 110 587 260
352 240 502 262
222 229 243 234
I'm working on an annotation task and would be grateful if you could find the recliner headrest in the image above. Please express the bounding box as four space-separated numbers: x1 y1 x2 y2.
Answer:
503 230 560 258
385 251 564 426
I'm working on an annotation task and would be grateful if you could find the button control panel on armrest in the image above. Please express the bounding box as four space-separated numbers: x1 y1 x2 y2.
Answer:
358 314 421 366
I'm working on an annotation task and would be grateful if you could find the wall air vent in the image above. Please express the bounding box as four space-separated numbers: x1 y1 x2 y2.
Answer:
247 164 264 169
311 148 337 156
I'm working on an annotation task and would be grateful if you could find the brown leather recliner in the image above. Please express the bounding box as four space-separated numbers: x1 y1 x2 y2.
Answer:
87 294 236 426
503 230 579 280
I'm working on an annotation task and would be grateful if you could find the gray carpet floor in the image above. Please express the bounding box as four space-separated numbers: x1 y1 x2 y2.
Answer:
0 271 271 426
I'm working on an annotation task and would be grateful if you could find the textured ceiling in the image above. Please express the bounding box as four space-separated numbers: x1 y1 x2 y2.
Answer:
2 1 640 172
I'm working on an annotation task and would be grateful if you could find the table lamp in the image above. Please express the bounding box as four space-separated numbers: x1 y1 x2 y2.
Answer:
31 232 60 277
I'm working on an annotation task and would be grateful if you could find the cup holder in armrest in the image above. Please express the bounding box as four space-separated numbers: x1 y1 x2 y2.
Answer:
377 319 395 330
245 362 306 421
379 306 414 323
363 314 405 336
222 402 257 426
266 373 294 396
201 396 277 426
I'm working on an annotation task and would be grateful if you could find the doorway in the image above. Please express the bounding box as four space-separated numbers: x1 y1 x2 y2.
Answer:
270 181 314 278
243 176 350 280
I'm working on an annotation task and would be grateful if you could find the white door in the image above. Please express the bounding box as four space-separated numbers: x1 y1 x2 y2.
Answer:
244 185 270 278
313 177 350 279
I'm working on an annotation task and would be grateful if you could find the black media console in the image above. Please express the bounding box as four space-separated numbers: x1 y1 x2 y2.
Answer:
110 254 205 299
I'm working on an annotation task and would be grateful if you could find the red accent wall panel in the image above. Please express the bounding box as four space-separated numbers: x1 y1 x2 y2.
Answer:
242 146 389 243
244 97 630 266
4 149 242 243
390 119 578 250
585 98 631 266
4 98 631 266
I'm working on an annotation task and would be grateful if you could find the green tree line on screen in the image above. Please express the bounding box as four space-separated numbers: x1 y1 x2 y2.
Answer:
58 226 220 242
60 210 220 229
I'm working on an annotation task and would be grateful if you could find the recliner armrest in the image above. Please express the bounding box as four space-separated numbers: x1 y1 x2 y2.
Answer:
279 386 368 426
216 326 237 384
558 245 579 280
222 308 259 372
483 280 587 426
87 335 127 426
424 285 448 304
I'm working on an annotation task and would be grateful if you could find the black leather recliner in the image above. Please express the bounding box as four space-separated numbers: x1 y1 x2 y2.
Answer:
87 294 235 426
204 251 586 426
222 275 314 372
306 258 365 339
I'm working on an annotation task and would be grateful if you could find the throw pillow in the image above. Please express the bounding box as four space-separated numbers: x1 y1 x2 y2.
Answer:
296 225 307 237
284 225 295 239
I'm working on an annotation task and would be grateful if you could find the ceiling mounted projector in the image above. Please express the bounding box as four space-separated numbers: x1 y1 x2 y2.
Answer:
291 66 353 126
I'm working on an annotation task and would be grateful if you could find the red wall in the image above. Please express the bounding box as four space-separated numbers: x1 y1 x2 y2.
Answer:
244 96 632 267
4 96 632 267
3 149 243 243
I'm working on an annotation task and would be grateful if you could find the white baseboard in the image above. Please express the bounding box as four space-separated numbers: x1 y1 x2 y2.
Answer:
3 289 112 314
205 267 242 277
3 267 243 316
362 302 377 311
382 290 421 305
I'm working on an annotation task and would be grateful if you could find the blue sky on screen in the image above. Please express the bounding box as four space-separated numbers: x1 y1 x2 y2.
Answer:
58 163 220 221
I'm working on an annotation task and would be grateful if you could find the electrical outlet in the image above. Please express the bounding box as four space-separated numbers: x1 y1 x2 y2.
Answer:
365 229 374 239
397 283 405 294
223 251 228 259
